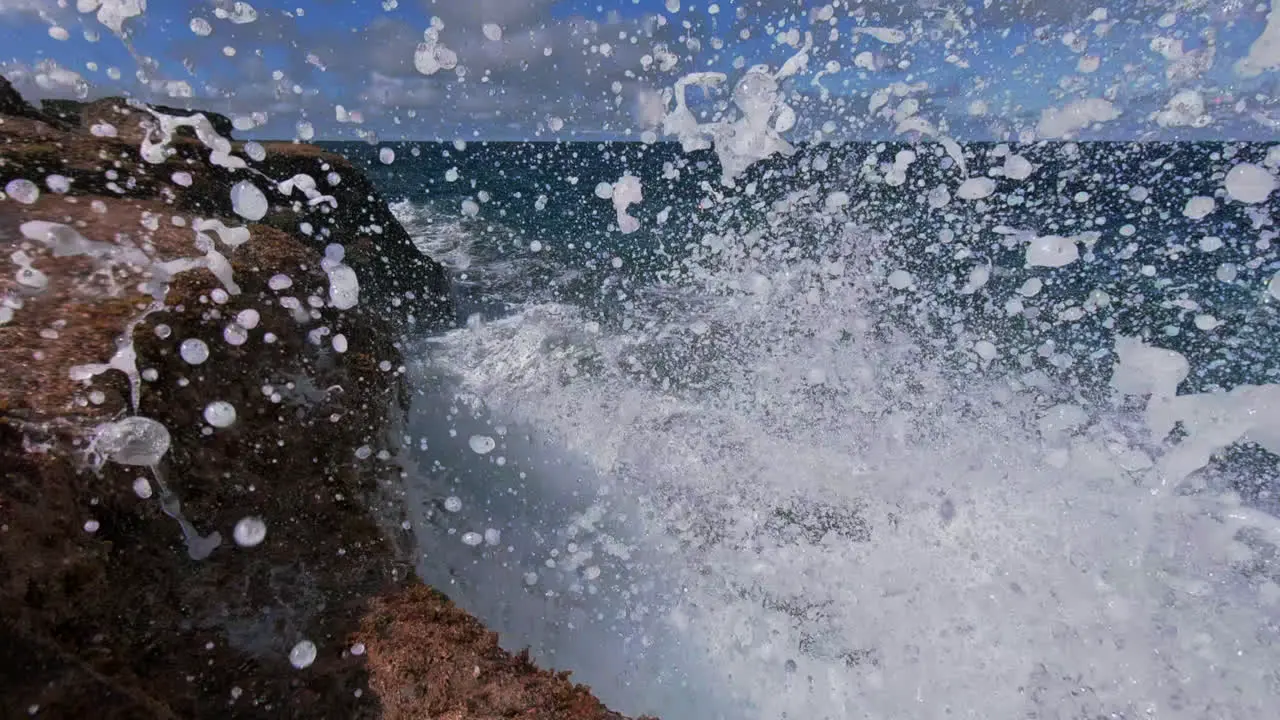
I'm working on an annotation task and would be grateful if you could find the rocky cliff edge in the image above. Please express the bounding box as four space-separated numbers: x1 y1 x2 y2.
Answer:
0 78 646 720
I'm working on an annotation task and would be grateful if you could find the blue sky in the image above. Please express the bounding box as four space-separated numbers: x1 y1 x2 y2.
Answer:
0 0 1277 141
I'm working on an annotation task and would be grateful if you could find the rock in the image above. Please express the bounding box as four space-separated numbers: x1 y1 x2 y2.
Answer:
1 189 410 718
40 98 85 124
0 97 452 330
0 76 57 124
357 586 657 720
252 142 453 328
148 103 236 139
0 84 636 718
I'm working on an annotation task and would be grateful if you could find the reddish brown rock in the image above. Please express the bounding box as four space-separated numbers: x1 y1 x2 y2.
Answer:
357 587 657 720
0 79 451 331
0 80 645 720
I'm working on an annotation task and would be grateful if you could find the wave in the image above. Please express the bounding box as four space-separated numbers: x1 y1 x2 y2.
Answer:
396 244 1280 719
390 197 609 324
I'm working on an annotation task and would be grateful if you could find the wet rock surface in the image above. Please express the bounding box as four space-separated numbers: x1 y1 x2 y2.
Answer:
0 79 641 719
357 587 655 720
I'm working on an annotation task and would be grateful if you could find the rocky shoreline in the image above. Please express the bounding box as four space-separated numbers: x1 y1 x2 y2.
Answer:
0 79 646 719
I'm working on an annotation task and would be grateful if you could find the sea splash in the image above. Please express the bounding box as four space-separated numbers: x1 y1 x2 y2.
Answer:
397 184 1280 718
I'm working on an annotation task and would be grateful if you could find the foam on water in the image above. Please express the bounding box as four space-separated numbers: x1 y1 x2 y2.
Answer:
400 167 1280 718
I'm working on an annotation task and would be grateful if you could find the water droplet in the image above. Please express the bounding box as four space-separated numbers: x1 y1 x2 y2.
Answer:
461 531 483 546
268 274 293 291
444 496 462 512
289 640 317 669
235 309 260 329
379 147 395 164
350 642 365 656
203 401 237 428
230 180 267 221
484 528 501 545
84 519 100 533
468 435 496 454
223 324 248 346
355 445 373 459
332 334 348 353
45 175 71 193
95 417 171 466
179 338 210 365
133 477 153 499
5 179 39 205
190 17 212 36
233 516 267 547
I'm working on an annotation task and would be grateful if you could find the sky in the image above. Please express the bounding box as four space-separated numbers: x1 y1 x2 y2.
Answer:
0 0 1277 141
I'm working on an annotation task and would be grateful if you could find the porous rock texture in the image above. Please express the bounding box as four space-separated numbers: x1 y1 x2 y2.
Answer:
0 79 644 720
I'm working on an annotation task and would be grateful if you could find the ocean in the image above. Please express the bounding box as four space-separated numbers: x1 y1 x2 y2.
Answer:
335 140 1280 719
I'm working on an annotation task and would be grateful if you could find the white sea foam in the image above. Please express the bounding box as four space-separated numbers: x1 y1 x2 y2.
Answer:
399 183 1280 719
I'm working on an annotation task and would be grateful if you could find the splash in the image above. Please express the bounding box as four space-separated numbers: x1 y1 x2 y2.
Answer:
663 34 812 186
404 135 1280 718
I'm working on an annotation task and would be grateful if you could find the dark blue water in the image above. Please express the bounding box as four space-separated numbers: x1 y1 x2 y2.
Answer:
334 140 1280 395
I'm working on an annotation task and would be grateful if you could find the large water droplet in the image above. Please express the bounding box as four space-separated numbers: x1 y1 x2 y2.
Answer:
230 180 267 221
180 338 210 365
468 435 496 454
223 324 249 346
235 309 260 329
233 516 267 547
289 640 317 669
203 401 237 428
1224 162 1276 204
95 417 171 466
5 179 39 205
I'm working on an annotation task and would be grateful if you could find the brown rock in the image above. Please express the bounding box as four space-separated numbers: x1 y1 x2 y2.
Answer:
1 191 410 718
357 586 655 720
0 83 644 720
0 96 452 331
